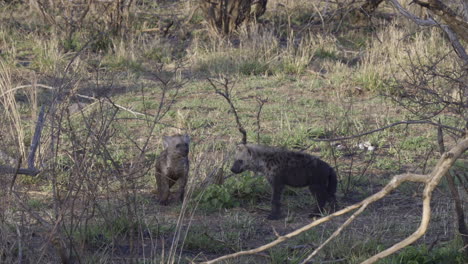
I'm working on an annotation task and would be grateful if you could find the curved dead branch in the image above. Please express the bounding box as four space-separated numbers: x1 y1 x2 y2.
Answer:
200 135 468 264
388 0 468 63
412 0 468 43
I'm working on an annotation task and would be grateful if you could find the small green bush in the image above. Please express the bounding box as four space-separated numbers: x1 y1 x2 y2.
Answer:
199 174 267 209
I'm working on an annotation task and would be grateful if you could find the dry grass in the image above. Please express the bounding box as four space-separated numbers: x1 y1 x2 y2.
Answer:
0 61 26 160
0 0 466 263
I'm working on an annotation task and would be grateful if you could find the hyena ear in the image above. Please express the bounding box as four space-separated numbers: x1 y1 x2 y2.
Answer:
236 144 246 152
182 134 190 144
240 144 253 157
163 136 172 148
246 147 253 157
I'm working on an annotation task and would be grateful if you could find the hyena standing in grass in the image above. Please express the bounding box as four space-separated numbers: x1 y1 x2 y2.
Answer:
231 144 337 220
155 134 190 205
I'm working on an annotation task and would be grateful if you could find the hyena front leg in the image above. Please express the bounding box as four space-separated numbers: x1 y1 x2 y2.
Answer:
309 185 328 217
268 178 284 220
156 169 170 205
177 168 188 202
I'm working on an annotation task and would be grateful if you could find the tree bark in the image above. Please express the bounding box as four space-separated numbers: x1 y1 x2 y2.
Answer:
463 0 468 21
413 0 468 42
438 125 468 256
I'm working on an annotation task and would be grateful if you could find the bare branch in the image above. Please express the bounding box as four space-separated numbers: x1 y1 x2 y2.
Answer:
255 96 268 144
362 135 468 263
387 0 438 26
307 120 464 143
1 84 151 117
439 25 468 63
413 0 468 43
301 202 369 263
207 77 247 144
1 106 44 177
28 105 45 169
9 156 22 192
0 166 39 176
388 0 468 63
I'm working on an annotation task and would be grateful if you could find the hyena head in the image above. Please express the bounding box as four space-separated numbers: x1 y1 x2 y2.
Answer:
163 134 190 156
231 144 255 174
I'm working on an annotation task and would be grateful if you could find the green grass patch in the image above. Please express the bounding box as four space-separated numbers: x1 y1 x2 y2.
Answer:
198 173 268 210
379 243 466 264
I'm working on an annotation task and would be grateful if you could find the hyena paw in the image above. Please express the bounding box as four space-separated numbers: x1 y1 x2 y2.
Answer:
158 199 169 206
309 210 326 218
267 213 282 220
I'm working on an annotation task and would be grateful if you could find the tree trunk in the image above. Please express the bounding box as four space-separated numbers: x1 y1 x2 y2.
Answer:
438 125 468 256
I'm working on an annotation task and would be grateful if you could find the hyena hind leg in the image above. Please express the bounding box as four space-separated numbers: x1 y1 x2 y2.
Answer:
309 185 329 217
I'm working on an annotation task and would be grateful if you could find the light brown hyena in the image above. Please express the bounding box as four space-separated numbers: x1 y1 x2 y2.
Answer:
231 144 337 220
155 134 190 205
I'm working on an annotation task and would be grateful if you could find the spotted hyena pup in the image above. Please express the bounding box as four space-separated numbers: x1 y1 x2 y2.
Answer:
231 144 337 220
155 134 190 205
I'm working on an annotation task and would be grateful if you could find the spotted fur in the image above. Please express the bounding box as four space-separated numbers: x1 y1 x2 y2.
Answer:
231 144 337 219
155 134 190 205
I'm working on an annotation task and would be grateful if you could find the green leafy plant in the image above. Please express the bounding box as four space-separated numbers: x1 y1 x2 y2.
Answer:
199 174 267 209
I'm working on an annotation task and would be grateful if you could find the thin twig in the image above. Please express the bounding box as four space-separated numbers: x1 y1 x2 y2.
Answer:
207 77 247 144
255 96 268 144
1 84 151 118
306 120 463 143
301 203 369 263
9 156 22 193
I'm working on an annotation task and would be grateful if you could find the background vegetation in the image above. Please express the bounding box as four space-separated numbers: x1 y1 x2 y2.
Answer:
0 0 466 263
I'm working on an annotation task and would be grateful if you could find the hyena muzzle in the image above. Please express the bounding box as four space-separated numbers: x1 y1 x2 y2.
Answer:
155 134 190 205
231 144 337 220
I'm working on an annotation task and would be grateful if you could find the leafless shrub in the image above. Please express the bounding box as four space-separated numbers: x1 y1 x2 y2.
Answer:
390 50 467 125
0 54 188 262
32 0 135 40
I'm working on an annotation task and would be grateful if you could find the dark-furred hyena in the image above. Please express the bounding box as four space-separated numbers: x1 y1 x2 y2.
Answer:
231 144 337 220
155 134 190 205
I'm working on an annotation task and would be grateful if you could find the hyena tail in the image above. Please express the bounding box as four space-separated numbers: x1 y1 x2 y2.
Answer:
327 167 338 198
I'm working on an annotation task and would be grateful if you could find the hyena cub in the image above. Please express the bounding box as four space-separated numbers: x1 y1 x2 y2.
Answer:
155 134 190 205
231 144 337 220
